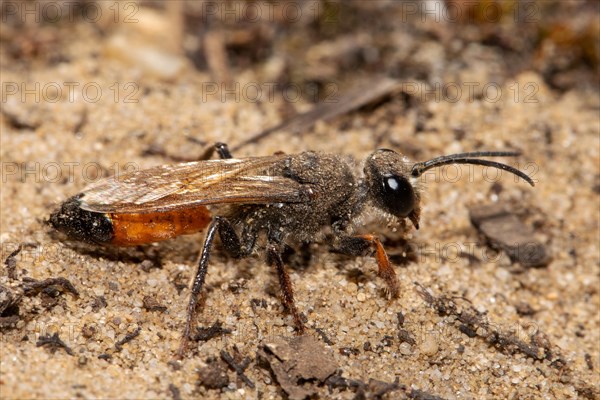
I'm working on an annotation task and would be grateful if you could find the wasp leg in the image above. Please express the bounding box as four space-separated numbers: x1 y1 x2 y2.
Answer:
267 243 305 334
214 142 233 159
335 234 400 299
177 216 251 358
198 142 234 161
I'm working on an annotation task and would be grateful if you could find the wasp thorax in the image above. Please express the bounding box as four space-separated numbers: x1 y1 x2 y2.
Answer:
364 149 417 219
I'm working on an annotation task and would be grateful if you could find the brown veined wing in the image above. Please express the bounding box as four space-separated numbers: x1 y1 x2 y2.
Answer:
78 155 305 213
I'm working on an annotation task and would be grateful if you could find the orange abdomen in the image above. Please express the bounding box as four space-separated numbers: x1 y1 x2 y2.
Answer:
109 207 212 246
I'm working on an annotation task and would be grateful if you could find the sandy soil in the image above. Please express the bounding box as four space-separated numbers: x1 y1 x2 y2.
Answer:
1 2 598 399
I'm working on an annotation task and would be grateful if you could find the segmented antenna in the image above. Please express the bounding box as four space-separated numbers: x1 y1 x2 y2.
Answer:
411 151 535 186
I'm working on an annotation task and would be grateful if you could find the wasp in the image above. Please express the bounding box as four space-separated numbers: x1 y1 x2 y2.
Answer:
49 142 534 356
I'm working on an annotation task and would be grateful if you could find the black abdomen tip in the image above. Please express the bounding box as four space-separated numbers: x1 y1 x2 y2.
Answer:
49 195 114 244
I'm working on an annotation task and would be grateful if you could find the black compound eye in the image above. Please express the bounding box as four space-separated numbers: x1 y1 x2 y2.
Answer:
381 175 415 217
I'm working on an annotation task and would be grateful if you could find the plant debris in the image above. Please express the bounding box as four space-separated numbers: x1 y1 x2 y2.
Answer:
339 347 360 357
142 296 167 312
167 383 181 400
469 203 551 268
584 353 594 371
313 327 334 345
325 372 447 399
115 326 142 351
396 311 416 345
1 106 41 130
232 76 402 151
220 349 254 389
415 283 599 398
4 245 21 280
36 332 73 356
415 283 563 365
258 335 338 400
193 320 232 342
91 296 107 311
22 277 79 297
196 357 230 390
0 284 21 329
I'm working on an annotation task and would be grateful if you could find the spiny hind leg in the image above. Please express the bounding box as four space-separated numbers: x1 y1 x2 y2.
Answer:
335 234 399 299
267 243 305 334
177 216 252 358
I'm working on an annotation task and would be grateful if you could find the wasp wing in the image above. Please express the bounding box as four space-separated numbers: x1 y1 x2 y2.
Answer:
78 155 304 213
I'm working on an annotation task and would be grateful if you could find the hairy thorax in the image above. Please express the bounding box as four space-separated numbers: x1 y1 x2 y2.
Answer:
220 152 360 244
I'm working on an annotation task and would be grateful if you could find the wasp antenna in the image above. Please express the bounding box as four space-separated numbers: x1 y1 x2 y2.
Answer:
415 151 522 170
411 152 534 187
441 150 522 158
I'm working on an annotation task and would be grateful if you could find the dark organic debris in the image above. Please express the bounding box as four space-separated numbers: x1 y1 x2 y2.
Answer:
81 324 96 339
2 275 78 329
72 108 88 136
258 335 338 400
143 296 167 312
367 378 403 399
227 278 247 294
414 283 599 398
36 332 74 355
91 296 107 311
197 357 230 390
115 326 142 351
22 277 79 297
409 389 448 400
314 327 334 345
515 301 537 316
576 385 600 400
458 251 482 266
398 328 416 346
193 320 232 342
397 311 405 327
250 298 267 313
0 284 21 329
1 106 41 130
458 324 478 338
324 372 447 400
167 360 182 371
325 373 366 392
339 347 360 357
379 335 394 348
415 283 563 365
584 353 593 370
0 314 20 329
0 284 20 315
469 203 551 268
4 245 22 280
168 383 181 400
220 349 255 389
140 259 158 272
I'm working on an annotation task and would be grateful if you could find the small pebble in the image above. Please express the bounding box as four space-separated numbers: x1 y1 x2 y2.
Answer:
399 342 412 355
421 337 439 356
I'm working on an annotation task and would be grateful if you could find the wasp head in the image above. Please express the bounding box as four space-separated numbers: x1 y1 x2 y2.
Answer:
364 149 421 229
363 148 535 231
